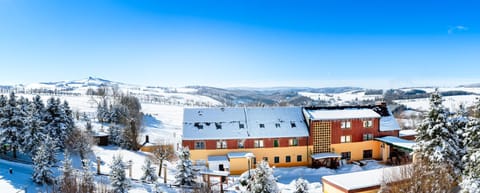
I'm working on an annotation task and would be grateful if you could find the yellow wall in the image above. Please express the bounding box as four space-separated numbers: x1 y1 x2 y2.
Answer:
322 181 346 193
190 146 310 174
229 158 249 175
331 141 382 161
357 189 380 193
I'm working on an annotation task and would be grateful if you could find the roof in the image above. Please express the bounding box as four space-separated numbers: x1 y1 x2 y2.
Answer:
311 152 341 160
379 111 401 131
183 107 309 140
399 129 417 137
322 165 408 190
304 109 381 120
227 152 255 159
375 136 416 151
208 156 229 162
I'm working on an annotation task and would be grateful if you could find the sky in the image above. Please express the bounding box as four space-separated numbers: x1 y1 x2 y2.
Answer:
0 0 479 89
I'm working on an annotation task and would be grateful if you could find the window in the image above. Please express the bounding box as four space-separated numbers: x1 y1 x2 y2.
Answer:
263 157 268 161
289 138 298 146
297 155 302 162
341 152 351 160
341 121 351 129
239 123 245 129
340 135 351 143
363 150 373 159
273 139 279 147
194 122 203 129
285 156 291 163
259 123 265 128
215 122 222 129
254 140 264 148
237 140 245 148
216 140 227 149
274 156 280 163
291 122 296 128
253 157 257 165
363 120 373 128
275 123 281 128
195 141 205 149
363 133 374 141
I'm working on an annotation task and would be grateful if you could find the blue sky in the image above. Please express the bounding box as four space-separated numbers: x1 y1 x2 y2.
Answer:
0 0 479 88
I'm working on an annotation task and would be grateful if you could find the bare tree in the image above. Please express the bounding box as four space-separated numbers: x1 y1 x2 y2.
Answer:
151 144 175 177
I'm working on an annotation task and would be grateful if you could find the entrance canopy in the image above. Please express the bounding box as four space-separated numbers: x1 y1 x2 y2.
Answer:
311 152 341 160
376 136 415 151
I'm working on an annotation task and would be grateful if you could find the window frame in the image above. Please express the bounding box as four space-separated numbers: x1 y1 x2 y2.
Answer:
340 135 352 143
216 140 227 149
341 152 351 161
289 138 298 146
363 120 373 128
195 141 205 149
254 140 264 148
274 156 280 163
297 155 302 162
341 120 351 129
363 149 373 159
285 156 291 163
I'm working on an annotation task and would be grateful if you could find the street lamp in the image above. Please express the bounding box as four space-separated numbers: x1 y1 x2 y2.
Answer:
245 153 254 178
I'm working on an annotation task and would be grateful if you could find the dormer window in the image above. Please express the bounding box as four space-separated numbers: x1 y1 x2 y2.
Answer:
239 123 245 129
290 122 296 128
275 123 281 128
259 123 265 128
215 122 222 129
194 122 203 129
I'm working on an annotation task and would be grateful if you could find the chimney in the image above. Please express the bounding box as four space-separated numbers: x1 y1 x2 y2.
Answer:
145 135 149 144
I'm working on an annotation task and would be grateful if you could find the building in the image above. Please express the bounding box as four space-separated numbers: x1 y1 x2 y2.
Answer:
182 107 310 175
182 103 402 174
322 165 408 193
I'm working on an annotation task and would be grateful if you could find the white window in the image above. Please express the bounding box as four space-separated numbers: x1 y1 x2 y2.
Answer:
289 138 298 146
275 123 281 128
195 141 205 149
340 135 351 143
238 140 245 148
216 140 227 149
254 140 264 148
341 121 351 129
363 120 373 128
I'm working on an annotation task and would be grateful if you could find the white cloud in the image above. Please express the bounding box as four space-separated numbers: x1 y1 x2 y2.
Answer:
448 25 468 34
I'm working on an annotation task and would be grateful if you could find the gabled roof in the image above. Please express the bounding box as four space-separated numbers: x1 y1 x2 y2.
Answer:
183 107 309 140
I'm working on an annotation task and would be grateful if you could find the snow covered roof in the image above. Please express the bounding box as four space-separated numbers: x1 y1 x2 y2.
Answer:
208 156 229 162
379 109 401 131
375 136 416 151
227 152 255 159
311 152 341 160
304 109 381 120
399 129 417 137
322 165 408 190
183 107 309 140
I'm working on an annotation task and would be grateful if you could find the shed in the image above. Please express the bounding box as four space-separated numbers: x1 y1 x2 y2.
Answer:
93 132 109 146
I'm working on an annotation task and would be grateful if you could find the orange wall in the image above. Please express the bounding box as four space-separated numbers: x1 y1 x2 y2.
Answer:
331 140 382 161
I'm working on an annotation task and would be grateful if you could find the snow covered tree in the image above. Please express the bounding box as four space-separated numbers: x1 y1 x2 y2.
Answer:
20 95 47 157
414 89 463 177
0 92 25 158
65 128 93 164
32 136 57 184
80 159 95 193
120 119 140 150
58 150 76 193
244 160 279 193
293 178 309 193
44 97 67 148
62 100 75 137
461 98 480 192
141 159 158 183
152 145 174 177
175 146 195 186
109 154 130 193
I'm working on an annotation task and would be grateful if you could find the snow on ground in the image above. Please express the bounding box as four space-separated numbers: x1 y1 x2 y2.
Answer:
395 95 479 112
299 91 382 104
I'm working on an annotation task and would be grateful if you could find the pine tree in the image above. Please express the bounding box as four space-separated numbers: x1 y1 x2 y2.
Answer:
141 159 158 183
293 178 309 193
58 150 76 192
44 97 69 148
245 160 279 193
62 100 75 139
81 159 95 193
109 154 130 193
461 98 480 192
32 137 57 184
20 95 47 157
175 146 195 186
414 89 463 176
0 94 6 154
0 92 24 158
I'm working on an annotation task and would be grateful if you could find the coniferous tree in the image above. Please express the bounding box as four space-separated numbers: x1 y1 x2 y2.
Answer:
32 136 57 184
293 178 309 193
461 98 480 192
109 154 130 193
0 92 24 158
0 95 6 154
175 146 195 186
141 159 158 183
21 95 47 157
245 160 279 193
81 159 95 193
414 89 463 176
